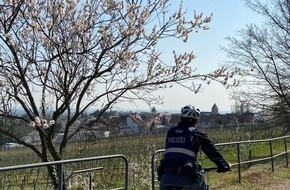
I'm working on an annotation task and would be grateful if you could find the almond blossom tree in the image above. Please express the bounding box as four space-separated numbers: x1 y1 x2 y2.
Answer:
0 0 234 188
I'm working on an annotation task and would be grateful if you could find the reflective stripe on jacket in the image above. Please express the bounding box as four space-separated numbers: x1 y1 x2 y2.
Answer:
163 122 226 164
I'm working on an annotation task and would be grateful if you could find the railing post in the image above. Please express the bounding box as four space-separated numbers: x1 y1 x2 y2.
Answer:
57 163 64 190
248 148 252 167
89 172 92 190
151 151 157 190
269 140 274 172
237 143 241 183
151 149 165 190
123 155 129 190
284 138 288 167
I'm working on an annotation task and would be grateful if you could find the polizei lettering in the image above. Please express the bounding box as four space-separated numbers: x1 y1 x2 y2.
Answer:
167 137 186 143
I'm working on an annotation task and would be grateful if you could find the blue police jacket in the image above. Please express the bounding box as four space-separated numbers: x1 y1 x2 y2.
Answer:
163 121 227 167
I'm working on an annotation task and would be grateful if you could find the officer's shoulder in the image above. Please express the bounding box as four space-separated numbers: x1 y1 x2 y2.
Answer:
188 127 196 132
192 128 205 134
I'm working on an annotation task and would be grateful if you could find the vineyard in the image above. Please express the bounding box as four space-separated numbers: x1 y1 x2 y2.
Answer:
0 127 289 189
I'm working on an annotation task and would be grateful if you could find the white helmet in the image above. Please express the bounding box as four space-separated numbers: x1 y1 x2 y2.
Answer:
181 105 200 121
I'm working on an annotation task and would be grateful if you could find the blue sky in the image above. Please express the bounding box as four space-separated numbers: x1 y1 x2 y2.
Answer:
120 0 265 113
161 0 265 113
161 0 255 113
160 0 265 113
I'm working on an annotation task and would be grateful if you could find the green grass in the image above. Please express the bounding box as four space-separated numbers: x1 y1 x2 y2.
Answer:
0 128 289 189
209 162 290 190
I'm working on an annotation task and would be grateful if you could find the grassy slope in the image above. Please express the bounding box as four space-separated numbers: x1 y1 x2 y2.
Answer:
208 161 290 190
1 127 289 189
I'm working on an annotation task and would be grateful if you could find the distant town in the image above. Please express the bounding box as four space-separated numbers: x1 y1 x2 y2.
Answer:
16 103 264 146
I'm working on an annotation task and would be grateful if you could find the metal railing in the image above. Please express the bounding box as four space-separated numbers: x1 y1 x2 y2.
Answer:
64 166 104 190
151 135 290 190
0 154 128 190
1 136 289 190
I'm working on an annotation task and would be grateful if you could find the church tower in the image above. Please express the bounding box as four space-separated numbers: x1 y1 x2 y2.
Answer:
211 103 219 114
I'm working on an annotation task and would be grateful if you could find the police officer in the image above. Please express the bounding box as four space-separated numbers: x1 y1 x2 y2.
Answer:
158 105 231 190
